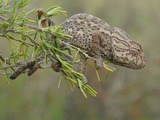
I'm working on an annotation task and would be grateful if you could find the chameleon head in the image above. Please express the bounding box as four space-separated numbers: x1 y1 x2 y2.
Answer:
111 27 145 69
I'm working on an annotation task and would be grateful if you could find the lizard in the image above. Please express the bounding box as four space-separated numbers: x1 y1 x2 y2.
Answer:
36 10 145 83
60 13 145 73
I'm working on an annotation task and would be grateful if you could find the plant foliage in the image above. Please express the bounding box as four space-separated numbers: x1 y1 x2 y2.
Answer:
0 0 115 97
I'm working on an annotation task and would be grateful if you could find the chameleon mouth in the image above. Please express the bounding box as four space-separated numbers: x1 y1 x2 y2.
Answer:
112 55 146 69
137 59 146 69
126 50 146 69
134 61 145 69
135 52 146 69
129 56 146 69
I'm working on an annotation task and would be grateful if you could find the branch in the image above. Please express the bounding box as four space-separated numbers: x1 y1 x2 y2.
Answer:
0 0 114 97
0 16 7 21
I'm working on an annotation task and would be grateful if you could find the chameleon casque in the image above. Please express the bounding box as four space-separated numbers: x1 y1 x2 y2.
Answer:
61 13 145 70
36 10 145 83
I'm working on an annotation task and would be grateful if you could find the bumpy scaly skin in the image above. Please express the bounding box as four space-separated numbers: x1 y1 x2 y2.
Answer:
61 13 145 70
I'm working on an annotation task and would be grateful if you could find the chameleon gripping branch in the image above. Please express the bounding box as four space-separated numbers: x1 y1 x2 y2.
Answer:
61 13 145 71
6 12 146 83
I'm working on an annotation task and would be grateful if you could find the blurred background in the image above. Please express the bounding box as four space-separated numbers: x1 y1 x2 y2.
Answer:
0 0 160 120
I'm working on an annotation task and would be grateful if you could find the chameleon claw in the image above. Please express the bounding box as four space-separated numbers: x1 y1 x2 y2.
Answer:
95 56 103 70
96 65 102 70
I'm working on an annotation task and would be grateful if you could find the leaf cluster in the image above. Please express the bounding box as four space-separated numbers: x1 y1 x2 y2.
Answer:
0 0 115 97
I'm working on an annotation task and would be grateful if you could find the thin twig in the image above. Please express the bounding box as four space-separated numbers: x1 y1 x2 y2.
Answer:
24 24 42 32
0 34 35 46
0 16 7 21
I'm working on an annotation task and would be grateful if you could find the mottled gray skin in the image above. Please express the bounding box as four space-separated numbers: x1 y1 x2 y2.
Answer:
61 13 145 69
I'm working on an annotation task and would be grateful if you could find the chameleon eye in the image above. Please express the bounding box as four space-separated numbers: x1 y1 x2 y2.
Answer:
130 42 142 54
130 48 139 54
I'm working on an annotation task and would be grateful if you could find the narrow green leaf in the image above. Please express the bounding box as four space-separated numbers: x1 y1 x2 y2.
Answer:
51 46 70 56
78 79 87 98
65 77 74 91
71 70 84 78
26 8 36 16
4 70 10 84
17 0 31 10
105 71 111 81
72 50 79 63
56 54 73 69
66 77 77 83
103 61 116 72
95 70 101 82
45 5 67 17
84 84 97 96
58 75 62 88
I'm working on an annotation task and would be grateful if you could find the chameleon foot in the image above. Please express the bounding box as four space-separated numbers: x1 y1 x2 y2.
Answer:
95 55 103 70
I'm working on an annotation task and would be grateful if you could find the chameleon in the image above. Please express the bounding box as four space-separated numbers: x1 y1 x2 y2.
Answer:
60 13 145 71
36 10 145 83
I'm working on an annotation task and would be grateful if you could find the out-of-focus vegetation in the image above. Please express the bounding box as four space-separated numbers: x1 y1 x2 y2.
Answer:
0 0 160 120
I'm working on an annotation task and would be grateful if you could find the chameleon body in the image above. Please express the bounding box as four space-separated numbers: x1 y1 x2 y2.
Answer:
61 13 145 70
